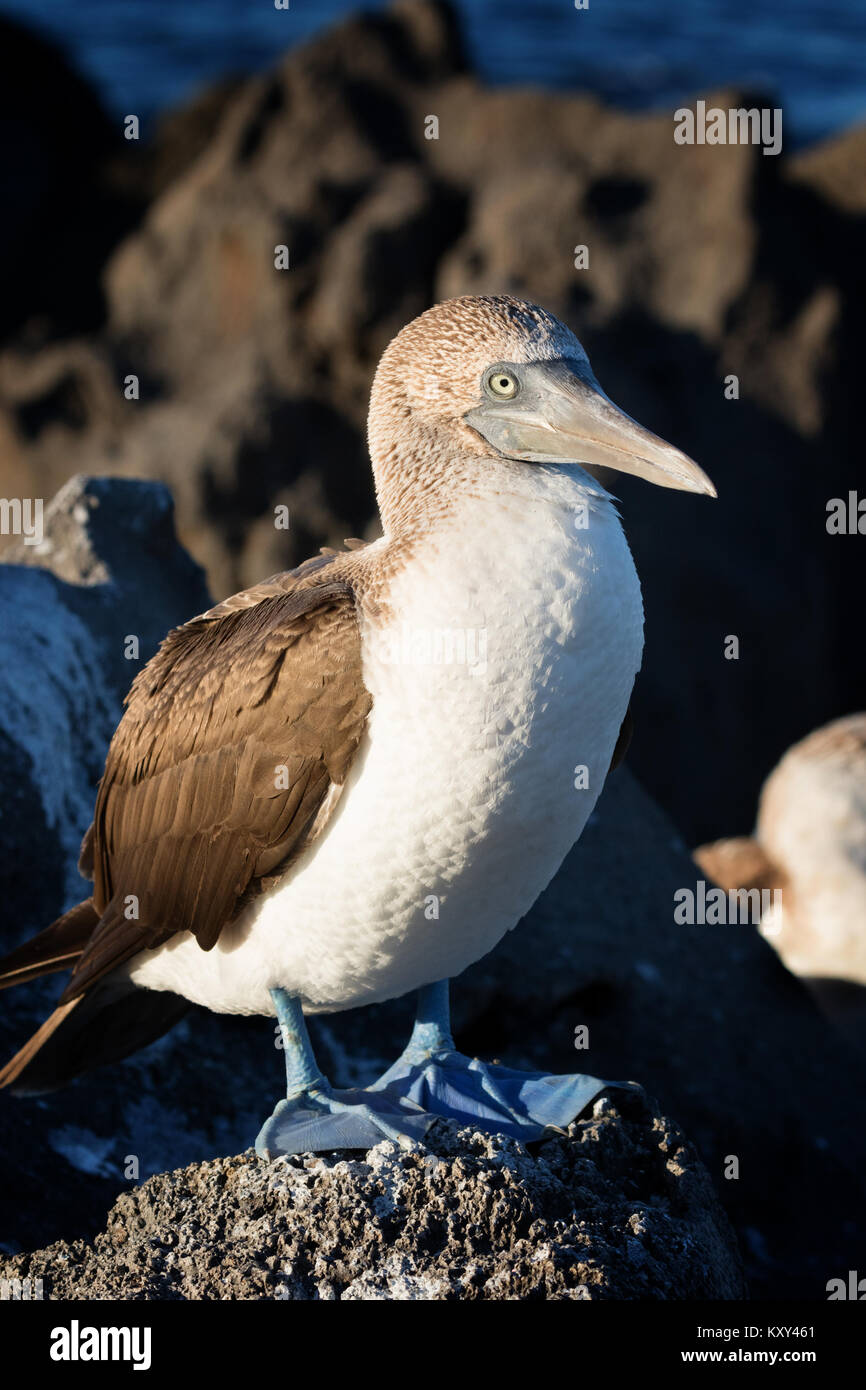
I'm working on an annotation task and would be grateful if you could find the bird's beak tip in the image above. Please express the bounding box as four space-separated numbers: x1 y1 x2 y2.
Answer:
681 470 717 500
656 450 717 499
689 468 718 500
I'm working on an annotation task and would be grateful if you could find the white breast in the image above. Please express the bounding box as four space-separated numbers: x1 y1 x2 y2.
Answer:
129 468 644 1015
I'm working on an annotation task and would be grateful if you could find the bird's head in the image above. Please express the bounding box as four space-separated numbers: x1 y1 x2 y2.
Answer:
368 295 715 527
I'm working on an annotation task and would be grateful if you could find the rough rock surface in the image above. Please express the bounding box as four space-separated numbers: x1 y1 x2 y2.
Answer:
0 1090 746 1301
0 2 863 841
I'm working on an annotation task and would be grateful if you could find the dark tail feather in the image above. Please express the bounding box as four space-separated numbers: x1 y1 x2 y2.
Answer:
0 1000 80 1090
0 979 190 1094
0 899 99 990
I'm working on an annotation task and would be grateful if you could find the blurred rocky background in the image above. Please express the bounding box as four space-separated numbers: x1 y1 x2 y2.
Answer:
0 0 864 1300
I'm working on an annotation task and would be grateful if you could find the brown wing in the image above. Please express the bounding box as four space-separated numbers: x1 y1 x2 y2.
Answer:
58 576 371 1003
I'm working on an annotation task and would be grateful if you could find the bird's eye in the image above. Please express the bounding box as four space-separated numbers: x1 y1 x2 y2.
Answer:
485 368 519 400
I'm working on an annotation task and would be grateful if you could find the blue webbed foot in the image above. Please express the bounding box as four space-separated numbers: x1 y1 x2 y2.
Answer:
369 980 607 1141
256 988 438 1159
370 1049 606 1141
256 981 609 1158
254 1083 435 1159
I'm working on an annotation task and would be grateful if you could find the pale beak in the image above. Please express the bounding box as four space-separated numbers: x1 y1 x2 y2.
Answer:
464 358 717 497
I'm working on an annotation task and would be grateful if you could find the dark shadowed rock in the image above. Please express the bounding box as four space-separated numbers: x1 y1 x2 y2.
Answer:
0 1090 747 1301
0 17 146 344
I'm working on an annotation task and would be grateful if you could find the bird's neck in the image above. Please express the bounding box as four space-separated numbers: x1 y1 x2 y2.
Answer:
372 430 613 542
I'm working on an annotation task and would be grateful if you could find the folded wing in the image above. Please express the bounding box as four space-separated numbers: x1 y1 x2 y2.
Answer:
61 573 371 1001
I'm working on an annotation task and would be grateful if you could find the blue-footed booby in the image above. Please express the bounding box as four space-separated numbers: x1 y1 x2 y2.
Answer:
696 715 866 1021
0 296 715 1156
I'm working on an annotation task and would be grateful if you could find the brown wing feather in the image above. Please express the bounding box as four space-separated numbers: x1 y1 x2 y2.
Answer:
58 576 371 1003
0 899 99 991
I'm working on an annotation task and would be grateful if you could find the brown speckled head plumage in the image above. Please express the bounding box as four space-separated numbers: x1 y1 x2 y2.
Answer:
367 295 588 534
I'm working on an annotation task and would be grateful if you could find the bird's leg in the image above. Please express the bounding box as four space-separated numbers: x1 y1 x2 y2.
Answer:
402 981 540 1114
396 979 455 1064
274 986 328 1098
254 988 435 1159
370 977 610 1141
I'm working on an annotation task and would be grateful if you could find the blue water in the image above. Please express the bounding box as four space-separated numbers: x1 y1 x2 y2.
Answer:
2 0 865 148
